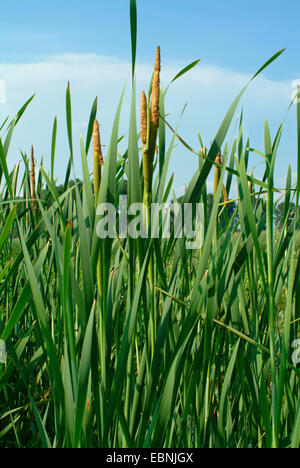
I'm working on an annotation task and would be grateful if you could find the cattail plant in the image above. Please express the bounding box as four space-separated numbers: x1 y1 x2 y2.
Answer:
93 118 104 312
1 8 299 448
214 151 222 198
149 46 161 161
93 118 104 204
140 47 161 358
141 46 161 212
30 145 37 217
150 46 160 130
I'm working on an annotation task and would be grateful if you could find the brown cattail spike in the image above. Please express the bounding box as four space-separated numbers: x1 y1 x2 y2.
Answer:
93 119 104 166
141 91 147 146
143 47 161 217
150 46 160 128
154 46 161 73
30 145 37 216
93 119 104 203
214 151 222 197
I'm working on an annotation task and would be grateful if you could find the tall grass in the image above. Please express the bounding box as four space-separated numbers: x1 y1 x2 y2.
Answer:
0 1 300 448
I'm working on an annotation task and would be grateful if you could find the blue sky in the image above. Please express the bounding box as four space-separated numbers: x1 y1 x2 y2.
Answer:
1 0 300 196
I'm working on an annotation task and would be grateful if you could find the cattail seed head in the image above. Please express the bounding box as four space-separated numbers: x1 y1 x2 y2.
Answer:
214 151 222 197
141 91 147 146
143 47 161 204
93 119 104 166
215 151 222 164
30 145 37 215
150 46 160 128
93 119 104 203
154 45 161 73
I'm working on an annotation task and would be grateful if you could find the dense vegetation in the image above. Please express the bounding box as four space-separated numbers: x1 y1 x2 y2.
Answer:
0 1 300 448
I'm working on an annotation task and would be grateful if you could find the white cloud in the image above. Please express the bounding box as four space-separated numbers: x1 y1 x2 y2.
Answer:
0 53 298 193
0 80 6 104
73 122 88 129
291 79 300 104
